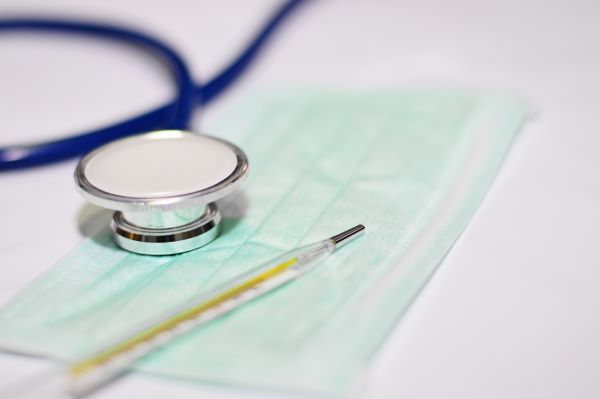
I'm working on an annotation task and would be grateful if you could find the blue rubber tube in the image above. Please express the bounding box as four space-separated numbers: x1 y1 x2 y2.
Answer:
0 0 306 170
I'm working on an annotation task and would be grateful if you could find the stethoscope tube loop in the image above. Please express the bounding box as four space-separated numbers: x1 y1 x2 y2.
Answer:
0 0 307 170
0 19 195 169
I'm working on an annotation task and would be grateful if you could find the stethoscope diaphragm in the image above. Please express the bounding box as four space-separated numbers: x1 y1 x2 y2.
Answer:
75 130 248 255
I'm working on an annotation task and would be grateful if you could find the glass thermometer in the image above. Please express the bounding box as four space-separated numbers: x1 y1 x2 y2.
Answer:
7 224 365 398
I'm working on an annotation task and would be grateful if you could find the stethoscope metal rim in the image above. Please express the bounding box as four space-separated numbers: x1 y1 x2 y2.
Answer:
111 203 222 255
112 203 221 242
74 130 249 212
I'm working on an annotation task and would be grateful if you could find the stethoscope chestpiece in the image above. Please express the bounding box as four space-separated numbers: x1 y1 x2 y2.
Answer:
75 130 248 255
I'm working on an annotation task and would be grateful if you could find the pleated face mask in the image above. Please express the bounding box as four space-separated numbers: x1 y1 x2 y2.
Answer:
0 89 528 395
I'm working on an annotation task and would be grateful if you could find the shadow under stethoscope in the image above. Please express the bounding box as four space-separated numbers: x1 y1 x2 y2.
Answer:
76 191 250 251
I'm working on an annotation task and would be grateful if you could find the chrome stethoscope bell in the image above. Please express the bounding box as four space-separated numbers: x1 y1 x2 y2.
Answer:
75 130 248 255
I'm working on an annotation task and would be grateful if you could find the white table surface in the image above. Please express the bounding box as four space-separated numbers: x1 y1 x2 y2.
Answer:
1 0 599 398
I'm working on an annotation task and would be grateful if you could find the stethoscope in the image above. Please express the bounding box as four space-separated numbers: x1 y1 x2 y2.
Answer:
0 0 306 255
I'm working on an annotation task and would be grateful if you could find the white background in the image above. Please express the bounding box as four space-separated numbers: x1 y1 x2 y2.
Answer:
0 0 599 398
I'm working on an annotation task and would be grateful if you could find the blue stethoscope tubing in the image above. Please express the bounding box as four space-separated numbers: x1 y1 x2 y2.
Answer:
0 0 306 171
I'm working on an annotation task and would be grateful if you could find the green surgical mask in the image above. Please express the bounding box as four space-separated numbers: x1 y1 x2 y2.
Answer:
0 89 528 395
